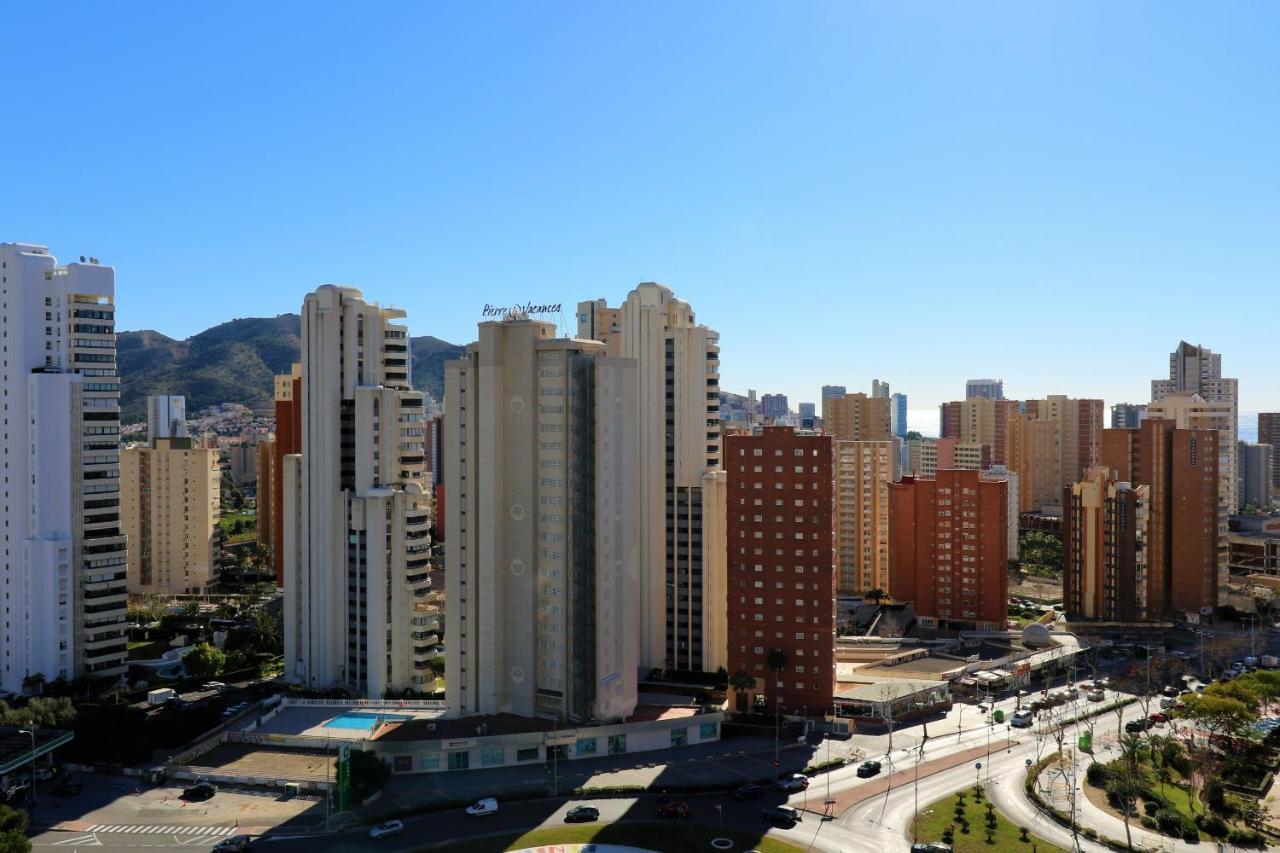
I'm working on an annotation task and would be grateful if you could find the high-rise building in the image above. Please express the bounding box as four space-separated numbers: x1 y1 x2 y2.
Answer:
835 439 896 595
256 439 276 557
578 284 725 674
1110 403 1147 430
1240 442 1273 510
1007 413 1058 513
888 471 1008 631
890 393 908 439
0 243 127 689
938 398 1017 465
1259 413 1280 493
820 385 846 400
282 285 433 699
797 402 816 420
906 437 938 477
228 444 257 486
147 394 187 443
1152 341 1239 507
965 379 1004 400
445 315 641 722
726 427 835 714
122 437 220 595
936 438 987 470
1146 393 1233 593
1025 395 1104 495
268 364 301 585
871 379 890 398
1062 467 1151 622
822 392 891 442
1101 420 1220 617
761 394 788 420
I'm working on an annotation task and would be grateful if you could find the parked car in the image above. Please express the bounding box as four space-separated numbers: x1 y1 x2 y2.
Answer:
777 773 809 791
32 767 56 782
202 681 227 691
657 801 690 819
1062 686 1080 700
182 782 216 801
1161 685 1181 698
856 760 882 778
564 805 600 823
762 805 803 826
1160 696 1179 710
368 820 404 839
212 835 254 852
1149 712 1168 724
1125 718 1153 734
732 783 764 801
465 797 499 817
1010 709 1034 728
1087 689 1106 702
912 843 954 853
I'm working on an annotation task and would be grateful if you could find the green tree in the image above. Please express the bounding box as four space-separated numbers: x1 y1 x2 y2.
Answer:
0 696 76 729
1018 531 1063 575
20 672 45 696
183 643 226 681
0 804 31 853
341 749 391 802
1177 694 1257 740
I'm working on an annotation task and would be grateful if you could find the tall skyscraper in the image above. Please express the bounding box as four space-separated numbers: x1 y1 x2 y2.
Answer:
268 364 301 585
820 385 846 400
965 379 1004 400
889 471 1009 631
1239 442 1273 510
0 243 127 689
835 439 896 595
1025 395 1104 495
1152 341 1239 507
761 393 788 419
1110 403 1147 429
871 379 890 398
822 392 891 442
726 427 835 714
578 284 726 674
890 393 908 439
147 394 187 443
122 436 220 594
1259 413 1280 493
797 402 816 420
445 315 641 722
1007 413 1058 513
1101 420 1220 617
1063 467 1150 622
282 285 433 698
937 397 1017 465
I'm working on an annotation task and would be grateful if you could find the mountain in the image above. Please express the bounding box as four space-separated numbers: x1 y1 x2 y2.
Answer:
117 315 464 422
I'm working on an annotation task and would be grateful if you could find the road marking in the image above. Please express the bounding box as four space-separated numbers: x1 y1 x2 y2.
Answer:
85 825 237 836
50 834 102 846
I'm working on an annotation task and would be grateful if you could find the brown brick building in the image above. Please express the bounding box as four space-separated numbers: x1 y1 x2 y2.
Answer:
822 393 891 442
726 427 836 715
1100 420 1219 617
888 470 1009 631
1062 468 1150 622
1260 412 1280 492
269 365 302 586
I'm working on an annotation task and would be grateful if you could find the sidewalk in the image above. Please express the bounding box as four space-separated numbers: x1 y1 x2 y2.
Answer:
798 739 1017 818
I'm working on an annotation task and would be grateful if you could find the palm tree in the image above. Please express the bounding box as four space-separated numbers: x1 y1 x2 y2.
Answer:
729 669 757 712
21 672 45 696
865 588 887 606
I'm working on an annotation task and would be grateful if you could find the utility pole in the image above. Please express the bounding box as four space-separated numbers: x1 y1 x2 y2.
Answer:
774 695 781 781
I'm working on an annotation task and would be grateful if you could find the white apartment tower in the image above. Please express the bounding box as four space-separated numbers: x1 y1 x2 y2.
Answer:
0 243 127 691
577 284 726 674
445 316 640 723
147 394 187 442
282 285 433 699
1152 341 1240 508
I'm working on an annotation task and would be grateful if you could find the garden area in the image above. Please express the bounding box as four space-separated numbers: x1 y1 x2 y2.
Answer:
911 787 1066 853
433 822 805 852
218 509 258 543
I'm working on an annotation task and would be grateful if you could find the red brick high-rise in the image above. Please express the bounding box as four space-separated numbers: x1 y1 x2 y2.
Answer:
1260 413 1280 492
726 427 836 715
888 471 1009 631
1100 420 1219 617
270 365 302 586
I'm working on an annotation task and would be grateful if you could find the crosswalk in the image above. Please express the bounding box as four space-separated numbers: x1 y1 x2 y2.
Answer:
84 825 239 836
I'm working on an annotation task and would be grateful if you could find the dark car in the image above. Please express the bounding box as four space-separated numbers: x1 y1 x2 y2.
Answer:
732 783 764 801
856 760 882 778
182 782 216 801
762 805 803 826
565 805 600 823
212 836 253 852
911 843 954 853
657 801 690 818
1125 718 1153 734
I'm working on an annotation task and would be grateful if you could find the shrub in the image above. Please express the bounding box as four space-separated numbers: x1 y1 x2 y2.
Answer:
1143 799 1162 816
1227 828 1266 849
1181 828 1199 844
1155 808 1185 836
1086 762 1110 787
1198 814 1228 838
1141 816 1158 830
1082 828 1098 840
1203 778 1227 813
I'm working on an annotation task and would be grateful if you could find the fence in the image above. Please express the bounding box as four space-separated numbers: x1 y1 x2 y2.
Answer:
281 697 447 711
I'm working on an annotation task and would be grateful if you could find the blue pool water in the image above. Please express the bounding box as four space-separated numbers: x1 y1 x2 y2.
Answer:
322 711 415 731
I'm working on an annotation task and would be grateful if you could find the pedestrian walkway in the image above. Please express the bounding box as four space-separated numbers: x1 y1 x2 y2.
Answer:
799 739 1017 818
87 825 240 835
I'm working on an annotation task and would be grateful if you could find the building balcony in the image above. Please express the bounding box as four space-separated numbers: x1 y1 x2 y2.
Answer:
84 631 126 649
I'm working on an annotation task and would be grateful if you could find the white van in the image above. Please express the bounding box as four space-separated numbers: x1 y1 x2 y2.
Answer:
466 797 498 817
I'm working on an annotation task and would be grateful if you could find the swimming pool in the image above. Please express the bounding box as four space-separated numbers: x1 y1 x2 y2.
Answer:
322 711 415 731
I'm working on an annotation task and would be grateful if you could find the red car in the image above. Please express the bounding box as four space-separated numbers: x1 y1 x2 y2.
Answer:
1149 712 1168 724
657 801 690 819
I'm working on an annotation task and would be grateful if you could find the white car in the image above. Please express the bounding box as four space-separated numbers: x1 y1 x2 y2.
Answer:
466 797 498 816
368 820 404 839
1010 709 1034 728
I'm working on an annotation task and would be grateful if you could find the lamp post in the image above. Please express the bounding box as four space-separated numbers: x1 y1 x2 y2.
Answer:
774 695 781 782
18 729 35 814
974 761 982 794
956 701 967 742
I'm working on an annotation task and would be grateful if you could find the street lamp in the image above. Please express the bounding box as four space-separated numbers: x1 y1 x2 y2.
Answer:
18 729 35 813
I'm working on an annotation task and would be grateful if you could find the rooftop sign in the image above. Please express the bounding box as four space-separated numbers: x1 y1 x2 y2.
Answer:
482 302 562 318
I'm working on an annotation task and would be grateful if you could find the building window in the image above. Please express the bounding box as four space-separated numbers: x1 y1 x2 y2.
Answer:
670 727 688 747
481 748 505 766
608 734 627 755
419 753 440 771
699 722 719 740
447 751 470 770
516 746 540 762
576 738 598 757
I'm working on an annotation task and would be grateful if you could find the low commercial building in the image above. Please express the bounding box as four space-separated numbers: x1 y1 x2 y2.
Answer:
832 679 951 729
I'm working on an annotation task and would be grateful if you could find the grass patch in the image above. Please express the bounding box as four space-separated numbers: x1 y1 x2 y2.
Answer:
429 821 805 852
219 510 257 543
127 640 167 661
912 788 1068 853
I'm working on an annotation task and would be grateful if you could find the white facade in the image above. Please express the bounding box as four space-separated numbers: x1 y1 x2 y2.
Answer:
147 394 187 443
445 317 641 723
577 284 724 674
1 243 127 691
283 285 432 699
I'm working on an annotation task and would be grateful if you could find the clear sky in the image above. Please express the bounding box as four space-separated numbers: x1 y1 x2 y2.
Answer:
3 3 1276 427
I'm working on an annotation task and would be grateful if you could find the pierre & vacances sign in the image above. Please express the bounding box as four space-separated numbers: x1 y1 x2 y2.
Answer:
482 302 563 318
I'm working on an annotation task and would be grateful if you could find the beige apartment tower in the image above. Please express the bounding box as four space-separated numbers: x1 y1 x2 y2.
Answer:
1153 341 1239 508
578 284 726 675
835 440 896 595
445 316 641 723
122 437 220 594
822 392 892 443
282 285 433 699
1008 413 1058 513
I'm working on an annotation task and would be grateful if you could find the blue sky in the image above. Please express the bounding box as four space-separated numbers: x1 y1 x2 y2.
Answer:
3 3 1276 428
